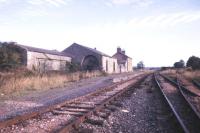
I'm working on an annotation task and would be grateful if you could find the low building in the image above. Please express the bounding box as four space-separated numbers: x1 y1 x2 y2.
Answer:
10 44 71 72
112 47 133 73
62 43 118 73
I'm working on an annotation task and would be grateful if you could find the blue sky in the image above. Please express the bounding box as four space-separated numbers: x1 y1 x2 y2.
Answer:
0 0 200 67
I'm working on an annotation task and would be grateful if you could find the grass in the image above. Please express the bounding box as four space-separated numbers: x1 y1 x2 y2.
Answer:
0 68 104 96
161 68 200 81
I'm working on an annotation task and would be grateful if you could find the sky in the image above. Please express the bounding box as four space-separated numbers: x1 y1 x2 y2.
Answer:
0 0 200 67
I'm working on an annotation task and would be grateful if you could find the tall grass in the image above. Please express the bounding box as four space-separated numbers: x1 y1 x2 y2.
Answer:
161 68 200 80
0 68 103 95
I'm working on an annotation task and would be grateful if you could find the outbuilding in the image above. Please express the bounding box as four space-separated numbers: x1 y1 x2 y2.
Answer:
10 43 71 72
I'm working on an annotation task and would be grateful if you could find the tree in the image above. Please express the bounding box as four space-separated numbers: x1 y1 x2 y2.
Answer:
186 56 200 70
137 61 144 69
174 60 185 68
0 42 23 69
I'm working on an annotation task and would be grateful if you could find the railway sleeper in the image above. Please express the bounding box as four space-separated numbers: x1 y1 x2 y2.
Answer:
105 105 119 112
52 110 84 117
94 111 110 119
85 118 104 126
56 107 89 113
62 109 89 113
62 105 94 110
109 101 123 107
76 127 94 133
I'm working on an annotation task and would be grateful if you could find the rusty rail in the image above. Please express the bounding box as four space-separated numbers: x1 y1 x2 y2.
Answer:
154 73 189 133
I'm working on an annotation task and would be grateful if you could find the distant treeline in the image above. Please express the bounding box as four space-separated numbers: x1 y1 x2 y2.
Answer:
173 56 200 70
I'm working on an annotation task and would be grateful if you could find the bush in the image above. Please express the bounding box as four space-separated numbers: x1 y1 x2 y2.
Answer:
65 62 81 72
186 56 200 70
0 42 23 69
174 60 185 68
137 61 144 69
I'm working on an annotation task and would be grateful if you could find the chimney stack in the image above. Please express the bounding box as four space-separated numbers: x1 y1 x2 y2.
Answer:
117 47 121 53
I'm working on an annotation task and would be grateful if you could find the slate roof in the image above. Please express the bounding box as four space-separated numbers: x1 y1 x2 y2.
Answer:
71 43 111 57
17 44 68 57
113 51 132 59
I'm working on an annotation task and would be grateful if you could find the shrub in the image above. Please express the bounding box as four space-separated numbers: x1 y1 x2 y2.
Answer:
0 42 23 69
65 62 81 72
174 60 185 68
137 61 144 69
186 56 200 70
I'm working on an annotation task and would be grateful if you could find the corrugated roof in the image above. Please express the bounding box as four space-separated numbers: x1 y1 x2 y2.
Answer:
17 44 68 57
72 43 111 57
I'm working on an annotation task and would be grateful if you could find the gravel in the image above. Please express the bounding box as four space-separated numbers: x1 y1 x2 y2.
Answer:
76 75 181 133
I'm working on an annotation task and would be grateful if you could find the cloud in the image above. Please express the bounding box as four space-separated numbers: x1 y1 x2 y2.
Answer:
20 0 72 17
28 0 70 7
22 8 50 17
128 11 200 28
0 0 8 3
107 0 153 7
0 0 10 4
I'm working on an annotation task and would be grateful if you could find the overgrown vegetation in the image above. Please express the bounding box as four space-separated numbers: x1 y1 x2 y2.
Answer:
186 56 200 70
65 62 81 72
137 61 145 69
0 42 24 69
161 68 200 81
0 67 103 96
172 56 200 70
174 60 185 68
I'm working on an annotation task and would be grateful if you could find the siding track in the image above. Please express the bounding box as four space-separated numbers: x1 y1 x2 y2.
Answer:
154 73 200 133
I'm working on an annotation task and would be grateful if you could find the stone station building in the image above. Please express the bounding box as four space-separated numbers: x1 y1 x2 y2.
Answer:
62 43 118 74
112 47 133 73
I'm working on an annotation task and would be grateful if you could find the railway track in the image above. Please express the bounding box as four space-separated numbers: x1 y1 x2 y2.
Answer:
154 73 200 133
0 74 148 133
